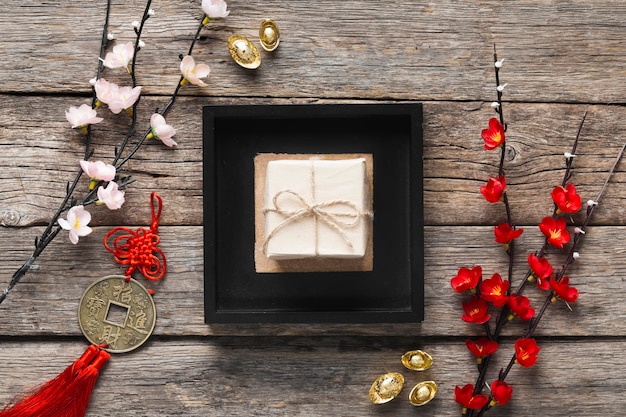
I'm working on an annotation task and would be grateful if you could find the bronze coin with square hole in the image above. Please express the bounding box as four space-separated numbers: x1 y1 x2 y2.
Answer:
78 275 156 353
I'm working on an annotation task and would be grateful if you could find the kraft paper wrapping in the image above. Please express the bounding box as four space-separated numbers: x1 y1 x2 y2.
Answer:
254 153 374 273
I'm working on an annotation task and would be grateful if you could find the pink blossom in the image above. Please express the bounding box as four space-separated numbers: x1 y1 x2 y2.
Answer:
103 42 135 72
65 104 103 130
180 55 210 87
58 205 92 244
97 181 125 210
107 85 142 114
150 113 177 147
202 0 230 18
94 78 118 106
94 79 141 114
80 160 116 182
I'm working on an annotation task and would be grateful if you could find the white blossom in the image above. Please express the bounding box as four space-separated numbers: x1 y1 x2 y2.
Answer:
58 206 92 244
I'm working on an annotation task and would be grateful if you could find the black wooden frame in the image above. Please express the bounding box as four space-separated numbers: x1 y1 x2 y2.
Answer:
203 104 424 323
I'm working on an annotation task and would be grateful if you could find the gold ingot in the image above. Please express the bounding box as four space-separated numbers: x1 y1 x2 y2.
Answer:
228 35 261 69
259 19 280 51
408 380 437 406
368 372 404 404
401 349 433 371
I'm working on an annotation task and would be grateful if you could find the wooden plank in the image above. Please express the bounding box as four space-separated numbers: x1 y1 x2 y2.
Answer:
2 1 626 103
1 96 625 228
424 101 626 226
0 224 623 337
2 1 626 416
0 338 624 416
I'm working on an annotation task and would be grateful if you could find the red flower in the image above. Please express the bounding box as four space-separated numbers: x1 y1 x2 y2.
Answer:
527 253 552 290
539 216 570 248
494 222 523 245
462 296 491 324
455 384 489 410
508 294 535 321
551 183 582 214
466 337 499 363
515 338 540 368
550 276 579 303
490 380 513 406
482 117 505 150
451 265 482 293
479 273 509 307
480 176 506 203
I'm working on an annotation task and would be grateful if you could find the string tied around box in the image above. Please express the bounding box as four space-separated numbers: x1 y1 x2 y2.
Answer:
263 188 373 256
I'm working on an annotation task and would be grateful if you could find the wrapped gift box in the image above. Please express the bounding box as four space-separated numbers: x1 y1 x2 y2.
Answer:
263 158 372 260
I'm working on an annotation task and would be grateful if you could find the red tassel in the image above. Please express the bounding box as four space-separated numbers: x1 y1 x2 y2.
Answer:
1 345 110 417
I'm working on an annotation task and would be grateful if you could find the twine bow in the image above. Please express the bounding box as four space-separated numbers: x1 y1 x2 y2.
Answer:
104 192 166 282
263 189 372 256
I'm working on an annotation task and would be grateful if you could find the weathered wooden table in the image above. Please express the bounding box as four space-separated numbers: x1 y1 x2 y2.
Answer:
1 1 626 415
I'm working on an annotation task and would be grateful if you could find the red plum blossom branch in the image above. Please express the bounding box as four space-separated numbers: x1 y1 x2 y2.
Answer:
451 48 625 417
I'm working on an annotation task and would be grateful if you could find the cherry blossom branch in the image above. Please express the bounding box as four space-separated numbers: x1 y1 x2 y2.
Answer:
85 0 113 160
113 18 205 169
0 0 115 305
112 1 210 169
109 0 151 168
0 0 221 305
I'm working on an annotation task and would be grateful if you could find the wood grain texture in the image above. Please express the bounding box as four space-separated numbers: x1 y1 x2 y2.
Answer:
0 339 624 417
2 1 626 102
0 225 623 337
1 97 625 227
2 0 626 416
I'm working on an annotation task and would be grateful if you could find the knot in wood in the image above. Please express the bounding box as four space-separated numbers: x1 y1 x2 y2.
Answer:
2 209 20 227
504 144 517 162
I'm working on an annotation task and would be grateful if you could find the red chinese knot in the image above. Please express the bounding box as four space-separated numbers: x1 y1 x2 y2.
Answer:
104 192 166 283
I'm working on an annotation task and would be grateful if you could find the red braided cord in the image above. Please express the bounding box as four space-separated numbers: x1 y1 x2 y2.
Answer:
104 192 166 282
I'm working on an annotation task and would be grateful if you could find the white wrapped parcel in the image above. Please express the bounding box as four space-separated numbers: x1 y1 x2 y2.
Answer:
263 158 372 260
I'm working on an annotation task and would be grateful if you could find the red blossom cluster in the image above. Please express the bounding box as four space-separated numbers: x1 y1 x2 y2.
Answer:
450 57 589 415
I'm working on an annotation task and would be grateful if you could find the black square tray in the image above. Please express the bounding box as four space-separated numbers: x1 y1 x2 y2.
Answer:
203 104 423 323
